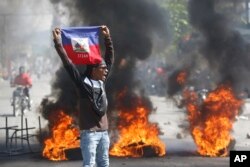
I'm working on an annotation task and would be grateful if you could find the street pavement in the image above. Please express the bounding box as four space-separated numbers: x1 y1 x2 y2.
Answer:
0 74 250 167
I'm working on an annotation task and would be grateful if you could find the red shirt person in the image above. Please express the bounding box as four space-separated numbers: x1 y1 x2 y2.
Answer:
12 66 32 111
13 72 32 87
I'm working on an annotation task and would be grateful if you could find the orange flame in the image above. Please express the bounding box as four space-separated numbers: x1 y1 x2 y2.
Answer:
177 71 187 85
42 110 80 161
109 90 166 157
183 85 243 157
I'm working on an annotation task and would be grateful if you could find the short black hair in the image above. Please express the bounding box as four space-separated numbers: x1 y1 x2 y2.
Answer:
84 65 95 77
83 59 106 77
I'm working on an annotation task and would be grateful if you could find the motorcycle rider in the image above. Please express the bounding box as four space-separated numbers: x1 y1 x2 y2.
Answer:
11 66 32 111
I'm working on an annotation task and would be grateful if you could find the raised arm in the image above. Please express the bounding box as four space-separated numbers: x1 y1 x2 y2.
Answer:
100 25 114 70
52 28 83 87
52 28 72 66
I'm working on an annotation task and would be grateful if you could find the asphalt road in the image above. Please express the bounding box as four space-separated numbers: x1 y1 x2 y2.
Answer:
0 75 250 167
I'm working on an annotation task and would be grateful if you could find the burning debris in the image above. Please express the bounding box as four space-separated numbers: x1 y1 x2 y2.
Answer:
167 0 250 157
42 110 80 161
177 71 188 86
39 0 170 160
39 67 81 161
168 70 189 97
183 84 242 156
109 89 165 157
40 0 250 160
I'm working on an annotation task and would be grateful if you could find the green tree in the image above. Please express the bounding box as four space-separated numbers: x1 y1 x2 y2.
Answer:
160 0 191 43
155 0 192 63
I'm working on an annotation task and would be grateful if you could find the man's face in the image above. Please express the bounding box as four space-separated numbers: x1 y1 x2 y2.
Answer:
92 65 108 81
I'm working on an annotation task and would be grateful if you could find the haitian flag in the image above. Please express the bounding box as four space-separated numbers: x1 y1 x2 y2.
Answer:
61 26 102 65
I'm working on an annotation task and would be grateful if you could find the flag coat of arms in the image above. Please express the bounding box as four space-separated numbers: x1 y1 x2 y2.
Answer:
61 26 102 65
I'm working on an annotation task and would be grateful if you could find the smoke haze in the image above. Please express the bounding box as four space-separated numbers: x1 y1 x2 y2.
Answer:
44 0 170 116
188 0 250 94
168 0 250 96
0 0 54 71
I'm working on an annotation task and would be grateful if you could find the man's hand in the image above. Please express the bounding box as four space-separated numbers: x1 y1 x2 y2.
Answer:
52 28 61 41
101 25 110 38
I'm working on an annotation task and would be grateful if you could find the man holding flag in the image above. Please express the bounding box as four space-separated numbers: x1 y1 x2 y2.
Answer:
52 25 114 167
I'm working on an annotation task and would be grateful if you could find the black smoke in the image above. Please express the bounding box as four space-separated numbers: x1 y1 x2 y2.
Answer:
51 0 170 104
189 0 250 94
168 0 250 97
40 0 170 133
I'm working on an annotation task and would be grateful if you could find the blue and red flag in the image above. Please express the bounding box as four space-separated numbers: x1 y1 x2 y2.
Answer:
61 26 102 65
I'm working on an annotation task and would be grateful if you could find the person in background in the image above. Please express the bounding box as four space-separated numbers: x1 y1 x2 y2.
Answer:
52 25 114 167
11 66 32 110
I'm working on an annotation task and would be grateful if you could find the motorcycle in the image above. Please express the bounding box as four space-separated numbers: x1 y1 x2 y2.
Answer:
10 85 30 116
